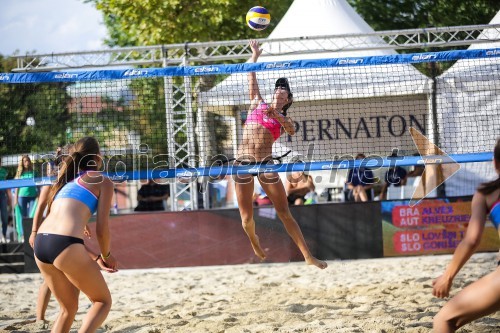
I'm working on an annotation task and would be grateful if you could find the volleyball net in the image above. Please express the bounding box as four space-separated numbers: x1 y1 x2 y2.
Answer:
0 48 499 193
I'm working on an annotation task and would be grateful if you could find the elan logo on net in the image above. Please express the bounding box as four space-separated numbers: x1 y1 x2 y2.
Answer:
338 59 364 65
486 49 500 56
54 73 78 79
194 66 219 73
124 69 149 76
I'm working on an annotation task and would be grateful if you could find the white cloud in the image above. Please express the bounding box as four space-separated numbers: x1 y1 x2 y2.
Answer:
0 0 108 55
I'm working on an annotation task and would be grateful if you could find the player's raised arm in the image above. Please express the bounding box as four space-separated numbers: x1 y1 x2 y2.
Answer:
248 39 263 103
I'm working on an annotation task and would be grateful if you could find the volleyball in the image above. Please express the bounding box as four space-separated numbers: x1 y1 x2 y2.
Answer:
246 6 271 31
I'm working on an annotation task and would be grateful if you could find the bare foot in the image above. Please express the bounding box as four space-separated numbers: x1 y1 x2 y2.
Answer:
249 235 267 260
305 256 328 269
35 319 49 329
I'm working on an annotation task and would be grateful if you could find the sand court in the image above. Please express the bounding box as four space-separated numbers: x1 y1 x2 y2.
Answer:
1 253 499 332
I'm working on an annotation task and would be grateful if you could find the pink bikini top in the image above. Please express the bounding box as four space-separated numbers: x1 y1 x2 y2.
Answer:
245 101 282 141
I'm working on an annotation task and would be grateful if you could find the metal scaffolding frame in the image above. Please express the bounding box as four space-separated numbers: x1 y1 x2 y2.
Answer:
8 24 500 210
11 24 500 72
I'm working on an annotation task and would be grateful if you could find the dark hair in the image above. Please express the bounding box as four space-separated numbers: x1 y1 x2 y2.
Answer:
281 93 293 116
47 137 101 212
54 144 74 167
355 153 366 159
275 78 293 116
45 144 75 177
477 138 500 195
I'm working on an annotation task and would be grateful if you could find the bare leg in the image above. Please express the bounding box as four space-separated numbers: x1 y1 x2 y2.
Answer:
259 174 327 269
294 198 304 206
36 281 52 321
36 259 80 332
352 186 361 202
53 244 112 333
234 174 266 260
357 185 368 202
433 268 500 333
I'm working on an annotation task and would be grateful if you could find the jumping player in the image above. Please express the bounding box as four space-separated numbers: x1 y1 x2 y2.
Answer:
232 39 327 269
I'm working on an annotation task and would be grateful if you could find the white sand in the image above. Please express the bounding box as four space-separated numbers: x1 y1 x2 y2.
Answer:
1 253 499 333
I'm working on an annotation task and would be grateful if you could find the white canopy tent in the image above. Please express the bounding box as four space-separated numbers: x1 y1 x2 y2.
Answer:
436 11 500 196
199 0 432 162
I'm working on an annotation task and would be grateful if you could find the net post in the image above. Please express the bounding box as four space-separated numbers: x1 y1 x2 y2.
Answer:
183 56 198 210
163 56 177 211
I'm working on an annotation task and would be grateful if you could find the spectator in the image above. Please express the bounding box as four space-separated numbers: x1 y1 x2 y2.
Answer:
14 155 38 218
286 171 315 205
134 179 170 211
379 166 408 200
304 191 318 205
404 153 425 186
345 153 376 202
405 165 425 184
6 216 14 242
0 158 12 243
208 175 229 208
253 182 272 206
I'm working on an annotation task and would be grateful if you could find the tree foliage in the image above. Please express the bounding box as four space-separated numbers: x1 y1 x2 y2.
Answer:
87 0 294 47
347 0 499 75
347 0 499 32
0 55 70 157
89 0 499 48
125 78 169 154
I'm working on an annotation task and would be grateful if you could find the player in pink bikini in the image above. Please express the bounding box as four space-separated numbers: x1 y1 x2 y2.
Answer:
233 39 327 269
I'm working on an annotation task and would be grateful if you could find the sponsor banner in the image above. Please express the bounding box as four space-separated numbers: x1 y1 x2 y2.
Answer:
393 228 465 253
382 197 499 257
392 201 471 228
1 48 500 83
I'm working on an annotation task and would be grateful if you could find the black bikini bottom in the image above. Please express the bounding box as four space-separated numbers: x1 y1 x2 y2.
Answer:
34 233 84 264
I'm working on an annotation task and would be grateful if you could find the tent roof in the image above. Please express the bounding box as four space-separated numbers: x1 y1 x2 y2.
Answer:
261 0 395 60
467 11 500 50
439 10 500 78
436 10 500 167
201 0 430 106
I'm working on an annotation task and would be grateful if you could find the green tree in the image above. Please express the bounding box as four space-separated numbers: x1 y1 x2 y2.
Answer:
125 78 169 154
347 0 499 36
347 0 499 75
90 0 499 49
0 55 70 157
87 0 294 47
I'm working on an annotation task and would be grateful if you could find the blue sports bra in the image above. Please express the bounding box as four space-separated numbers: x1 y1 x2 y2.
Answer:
54 175 98 214
489 199 500 230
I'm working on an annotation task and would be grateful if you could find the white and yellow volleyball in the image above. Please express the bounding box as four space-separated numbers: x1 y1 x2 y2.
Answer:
246 6 271 31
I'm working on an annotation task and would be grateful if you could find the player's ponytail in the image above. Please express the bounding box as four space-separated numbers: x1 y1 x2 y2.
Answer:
282 92 293 116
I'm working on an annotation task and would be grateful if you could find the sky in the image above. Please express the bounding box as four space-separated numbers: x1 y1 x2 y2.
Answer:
0 0 108 56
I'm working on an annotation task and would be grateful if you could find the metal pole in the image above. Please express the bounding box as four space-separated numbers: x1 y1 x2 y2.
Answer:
198 107 210 210
182 56 198 210
163 55 177 211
